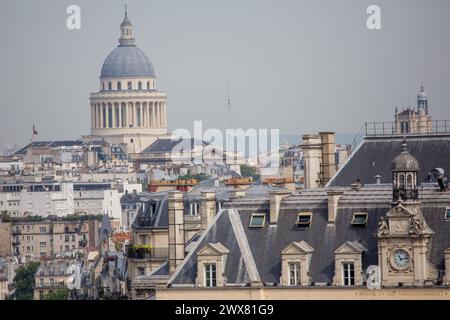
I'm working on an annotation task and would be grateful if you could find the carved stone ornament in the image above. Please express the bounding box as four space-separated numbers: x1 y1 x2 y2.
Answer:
378 216 389 236
408 216 425 236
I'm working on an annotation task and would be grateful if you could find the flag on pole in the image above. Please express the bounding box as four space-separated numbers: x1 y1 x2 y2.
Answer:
33 124 38 136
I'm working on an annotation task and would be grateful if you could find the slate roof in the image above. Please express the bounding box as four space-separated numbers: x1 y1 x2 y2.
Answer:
141 139 202 153
132 185 285 230
168 184 450 286
10 140 84 156
328 135 450 187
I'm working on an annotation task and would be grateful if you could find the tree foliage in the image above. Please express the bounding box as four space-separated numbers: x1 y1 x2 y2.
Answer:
43 288 70 300
240 164 260 182
13 261 40 300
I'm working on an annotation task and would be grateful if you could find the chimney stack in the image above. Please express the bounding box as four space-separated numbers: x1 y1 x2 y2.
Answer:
375 175 381 184
319 132 336 187
200 191 217 231
327 189 344 223
269 190 291 224
168 191 185 273
300 134 322 189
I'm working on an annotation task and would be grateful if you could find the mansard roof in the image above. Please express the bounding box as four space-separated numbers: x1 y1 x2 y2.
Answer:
328 134 450 187
168 184 450 286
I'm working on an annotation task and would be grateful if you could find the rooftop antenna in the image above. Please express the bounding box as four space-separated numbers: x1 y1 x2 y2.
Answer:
226 67 232 129
225 66 233 163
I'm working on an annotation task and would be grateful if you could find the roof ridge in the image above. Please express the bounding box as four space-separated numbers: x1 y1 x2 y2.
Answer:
167 209 227 284
228 209 262 285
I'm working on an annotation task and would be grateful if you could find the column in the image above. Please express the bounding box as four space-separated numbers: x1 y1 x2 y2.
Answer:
106 104 111 128
125 102 129 128
159 102 163 127
111 103 116 128
133 102 137 128
118 104 122 128
139 102 144 127
151 102 155 127
157 102 161 127
147 102 152 128
163 102 166 127
100 103 105 128
90 104 94 128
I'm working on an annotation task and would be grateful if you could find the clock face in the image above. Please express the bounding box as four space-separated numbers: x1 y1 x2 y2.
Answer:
392 249 410 269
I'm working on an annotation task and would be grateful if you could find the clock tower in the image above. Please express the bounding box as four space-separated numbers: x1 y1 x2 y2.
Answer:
377 141 438 287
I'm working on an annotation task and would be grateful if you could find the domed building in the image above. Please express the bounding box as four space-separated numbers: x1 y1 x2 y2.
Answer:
86 8 169 154
394 85 432 135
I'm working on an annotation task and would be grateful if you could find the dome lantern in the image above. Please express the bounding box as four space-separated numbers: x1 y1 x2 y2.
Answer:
391 140 420 202
119 5 135 47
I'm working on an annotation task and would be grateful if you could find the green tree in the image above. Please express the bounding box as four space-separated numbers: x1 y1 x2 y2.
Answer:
178 173 207 182
0 210 10 222
240 164 260 182
43 288 70 300
13 261 40 300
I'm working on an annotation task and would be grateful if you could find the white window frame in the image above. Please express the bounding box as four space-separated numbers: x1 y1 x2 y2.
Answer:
342 262 355 286
204 263 217 287
351 212 368 225
445 207 450 221
249 213 266 228
295 212 312 227
288 262 301 286
189 202 199 216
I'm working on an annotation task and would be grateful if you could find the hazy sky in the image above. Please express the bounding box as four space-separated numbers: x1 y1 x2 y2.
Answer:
1 0 450 152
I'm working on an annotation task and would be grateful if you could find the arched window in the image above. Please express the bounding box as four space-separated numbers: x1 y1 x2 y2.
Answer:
138 82 142 90
399 174 405 189
128 82 132 90
147 81 150 90
102 82 105 91
117 82 122 90
108 82 112 91
406 174 413 189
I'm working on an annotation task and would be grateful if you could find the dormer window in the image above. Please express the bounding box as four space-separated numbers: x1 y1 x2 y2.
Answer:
249 213 265 228
138 81 142 90
108 82 112 91
117 82 121 90
147 81 150 90
204 263 217 287
351 212 368 226
445 208 450 221
128 82 132 90
295 212 312 228
189 202 199 216
342 262 355 286
288 262 300 286
196 243 229 287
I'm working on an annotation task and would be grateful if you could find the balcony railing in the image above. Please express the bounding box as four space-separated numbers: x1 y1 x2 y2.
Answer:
127 247 168 259
351 120 450 152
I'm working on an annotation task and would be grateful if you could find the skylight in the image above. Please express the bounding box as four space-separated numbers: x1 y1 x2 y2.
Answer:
351 213 368 226
250 213 266 228
295 213 312 228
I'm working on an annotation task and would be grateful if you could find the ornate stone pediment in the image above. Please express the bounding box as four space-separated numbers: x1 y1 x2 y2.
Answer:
281 241 314 255
197 242 230 256
378 202 433 237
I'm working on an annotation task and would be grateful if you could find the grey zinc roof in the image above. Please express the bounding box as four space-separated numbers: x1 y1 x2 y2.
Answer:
100 46 155 78
169 184 450 286
328 135 450 187
169 210 252 286
141 139 200 153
